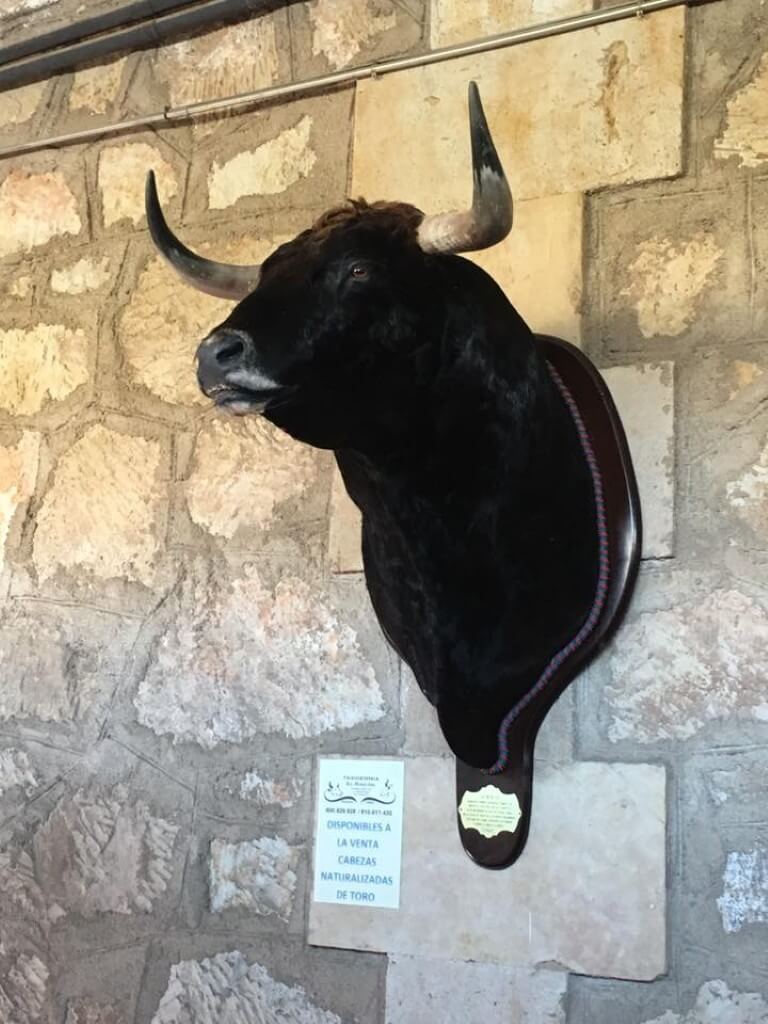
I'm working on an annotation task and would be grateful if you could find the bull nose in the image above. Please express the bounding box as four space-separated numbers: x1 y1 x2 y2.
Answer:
196 328 254 374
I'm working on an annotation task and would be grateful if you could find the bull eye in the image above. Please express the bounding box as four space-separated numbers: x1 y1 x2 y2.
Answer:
350 264 370 280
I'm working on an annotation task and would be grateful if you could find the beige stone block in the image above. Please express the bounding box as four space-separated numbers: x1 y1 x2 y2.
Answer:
292 0 423 74
604 574 768 743
69 57 127 114
151 952 342 1024
602 362 674 559
431 0 591 47
98 142 178 228
133 561 387 748
641 981 768 1024
714 50 768 169
327 465 362 573
209 836 298 919
66 1001 124 1024
309 756 666 980
0 168 81 258
33 785 179 916
0 323 89 415
50 255 111 294
32 425 165 587
0 432 39 574
154 15 284 108
472 192 583 341
352 8 684 203
0 80 46 128
185 416 320 540
386 956 566 1024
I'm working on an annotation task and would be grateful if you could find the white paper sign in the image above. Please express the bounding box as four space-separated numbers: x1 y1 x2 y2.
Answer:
313 758 405 909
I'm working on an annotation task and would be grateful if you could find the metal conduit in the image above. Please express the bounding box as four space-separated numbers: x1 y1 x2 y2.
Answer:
0 0 716 161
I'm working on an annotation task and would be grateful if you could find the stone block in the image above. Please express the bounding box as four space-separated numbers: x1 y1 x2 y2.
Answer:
237 770 304 808
431 0 591 47
642 981 768 1024
32 424 166 588
32 785 179 917
69 57 127 115
0 80 46 129
133 560 393 749
327 465 362 573
50 254 112 294
0 322 90 416
718 849 768 934
592 187 751 352
183 415 322 542
601 362 675 559
309 756 666 980
0 432 39 574
290 0 424 75
0 166 83 259
713 52 768 171
750 178 768 339
65 1001 124 1024
188 89 353 217
97 141 178 229
599 571 768 744
385 955 566 1024
209 836 299 919
153 11 290 109
352 8 684 204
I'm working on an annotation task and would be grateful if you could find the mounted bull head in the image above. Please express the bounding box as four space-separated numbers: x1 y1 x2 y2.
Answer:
145 83 640 868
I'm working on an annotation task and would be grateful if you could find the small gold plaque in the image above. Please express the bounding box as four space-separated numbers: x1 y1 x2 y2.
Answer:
458 785 521 839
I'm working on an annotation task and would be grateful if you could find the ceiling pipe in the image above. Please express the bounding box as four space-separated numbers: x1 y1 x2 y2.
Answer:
0 0 287 91
0 0 718 162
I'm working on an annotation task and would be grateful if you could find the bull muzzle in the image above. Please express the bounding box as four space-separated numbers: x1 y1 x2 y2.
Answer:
197 328 284 414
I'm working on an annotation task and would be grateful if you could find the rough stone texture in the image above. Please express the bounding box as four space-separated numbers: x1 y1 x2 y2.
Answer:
154 16 283 108
98 143 177 228
431 0 590 46
718 850 768 934
0 748 38 797
238 771 303 807
50 255 111 294
327 465 362 574
184 416 319 540
65 1001 124 1024
134 562 386 747
619 235 723 339
714 50 768 169
385 956 566 1024
602 363 675 559
150 952 342 1024
208 116 317 209
603 579 768 743
33 425 164 587
69 58 127 114
642 981 768 1024
33 786 179 916
750 178 768 339
310 757 666 980
209 836 299 919
0 950 49 1024
0 168 81 258
726 439 768 535
353 9 684 203
0 323 89 415
0 81 46 128
0 432 39 572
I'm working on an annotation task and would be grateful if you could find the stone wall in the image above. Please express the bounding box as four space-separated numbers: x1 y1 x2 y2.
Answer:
0 0 767 1022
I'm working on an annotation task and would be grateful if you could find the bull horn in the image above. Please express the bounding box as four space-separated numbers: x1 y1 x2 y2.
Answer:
417 81 513 255
144 171 261 300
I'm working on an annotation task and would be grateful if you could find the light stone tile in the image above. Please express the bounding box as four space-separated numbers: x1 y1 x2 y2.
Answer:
641 980 768 1024
328 465 363 573
0 168 81 258
0 432 39 574
0 323 89 415
431 0 591 48
209 836 298 920
385 955 566 1024
309 756 666 980
602 362 675 559
69 57 127 114
352 8 684 203
0 80 46 127
717 849 768 934
98 142 178 228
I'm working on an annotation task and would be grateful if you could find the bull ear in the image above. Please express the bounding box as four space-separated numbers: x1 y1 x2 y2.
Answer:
417 82 513 255
144 171 261 300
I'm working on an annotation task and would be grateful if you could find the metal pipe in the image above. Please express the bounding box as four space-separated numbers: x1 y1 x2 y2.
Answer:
0 0 280 91
0 0 712 162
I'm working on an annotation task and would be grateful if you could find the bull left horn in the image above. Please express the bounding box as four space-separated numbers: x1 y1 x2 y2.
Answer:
417 81 513 255
144 171 261 300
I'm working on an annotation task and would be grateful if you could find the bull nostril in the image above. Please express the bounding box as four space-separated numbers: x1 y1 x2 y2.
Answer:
214 339 245 364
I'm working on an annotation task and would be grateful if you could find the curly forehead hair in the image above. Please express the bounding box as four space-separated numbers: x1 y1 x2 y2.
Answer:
308 198 425 246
